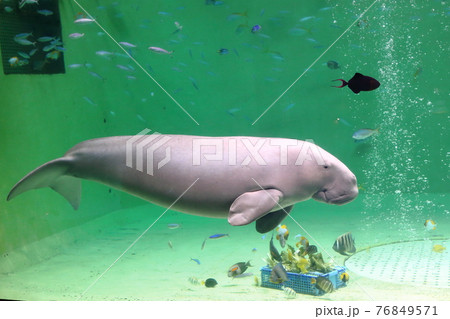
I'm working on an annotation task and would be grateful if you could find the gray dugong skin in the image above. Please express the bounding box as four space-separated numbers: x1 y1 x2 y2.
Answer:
7 135 358 233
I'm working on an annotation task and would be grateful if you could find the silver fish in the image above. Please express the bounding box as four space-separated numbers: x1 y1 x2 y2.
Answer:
148 46 173 55
270 262 288 284
74 18 95 24
315 276 334 293
352 128 379 141
332 232 356 256
69 33 85 39
119 41 136 48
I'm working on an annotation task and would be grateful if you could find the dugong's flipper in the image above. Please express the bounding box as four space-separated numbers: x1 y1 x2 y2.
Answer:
255 205 293 233
7 158 81 210
228 189 286 233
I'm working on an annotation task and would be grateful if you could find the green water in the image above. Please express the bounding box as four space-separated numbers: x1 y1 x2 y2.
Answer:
0 0 448 301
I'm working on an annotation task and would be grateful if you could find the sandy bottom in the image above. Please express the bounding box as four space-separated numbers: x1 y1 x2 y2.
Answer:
1 199 449 301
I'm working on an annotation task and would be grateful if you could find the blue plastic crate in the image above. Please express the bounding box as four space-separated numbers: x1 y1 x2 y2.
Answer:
260 265 347 295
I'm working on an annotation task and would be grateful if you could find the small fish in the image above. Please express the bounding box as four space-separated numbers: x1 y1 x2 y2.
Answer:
46 50 60 60
8 57 19 67
201 238 207 250
148 46 173 55
282 286 296 299
276 225 289 248
88 71 105 80
96 50 113 57
228 261 252 277
4 6 13 13
43 44 56 52
270 235 282 262
37 36 55 42
208 233 229 239
29 48 37 56
340 272 350 283
413 67 422 78
296 236 309 249
424 219 436 231
69 64 85 69
74 18 95 24
332 232 356 256
119 41 137 48
173 21 183 34
432 245 446 253
167 223 180 229
190 258 201 265
284 103 295 111
116 64 133 71
352 128 379 141
69 33 85 39
251 25 262 33
37 9 53 16
327 60 340 69
252 248 257 253
315 276 334 293
204 278 218 287
14 38 35 46
168 240 173 249
332 73 380 94
217 48 229 55
269 262 288 284
188 276 200 285
17 52 30 59
82 96 97 106
14 32 33 39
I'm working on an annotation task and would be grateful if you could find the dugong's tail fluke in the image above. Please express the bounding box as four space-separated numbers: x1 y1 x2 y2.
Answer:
7 158 81 210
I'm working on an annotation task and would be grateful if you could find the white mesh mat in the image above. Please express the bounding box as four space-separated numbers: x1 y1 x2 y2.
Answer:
345 239 449 288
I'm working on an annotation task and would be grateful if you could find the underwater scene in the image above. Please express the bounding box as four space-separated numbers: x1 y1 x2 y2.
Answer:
0 0 449 301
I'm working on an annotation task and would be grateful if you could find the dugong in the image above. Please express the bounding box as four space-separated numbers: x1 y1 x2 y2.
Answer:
7 135 358 233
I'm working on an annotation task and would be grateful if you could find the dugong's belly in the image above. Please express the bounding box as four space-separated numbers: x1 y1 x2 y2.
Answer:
68 135 308 218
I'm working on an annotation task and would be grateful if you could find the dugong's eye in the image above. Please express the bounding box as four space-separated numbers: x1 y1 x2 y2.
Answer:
323 165 329 169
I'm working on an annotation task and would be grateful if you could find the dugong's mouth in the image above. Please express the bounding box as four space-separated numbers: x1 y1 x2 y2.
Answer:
312 189 358 205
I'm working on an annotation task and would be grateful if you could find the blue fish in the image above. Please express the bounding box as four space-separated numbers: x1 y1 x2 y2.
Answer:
251 25 261 33
190 258 201 265
209 234 229 239
217 48 229 55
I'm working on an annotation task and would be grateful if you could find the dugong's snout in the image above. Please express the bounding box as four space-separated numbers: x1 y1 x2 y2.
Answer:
312 173 358 205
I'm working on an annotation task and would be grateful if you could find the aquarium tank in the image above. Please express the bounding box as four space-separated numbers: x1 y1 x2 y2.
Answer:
0 0 448 301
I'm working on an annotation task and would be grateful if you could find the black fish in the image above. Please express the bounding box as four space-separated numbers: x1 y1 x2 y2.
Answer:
270 235 282 262
332 72 380 94
204 278 218 287
305 244 318 255
332 232 356 256
327 60 340 69
228 261 252 277
270 262 288 284
315 276 334 293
